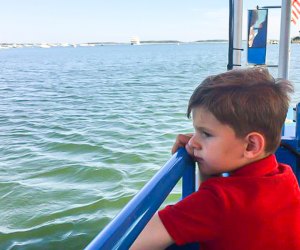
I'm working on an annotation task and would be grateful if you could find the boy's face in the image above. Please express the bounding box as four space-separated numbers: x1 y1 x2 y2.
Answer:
189 107 247 175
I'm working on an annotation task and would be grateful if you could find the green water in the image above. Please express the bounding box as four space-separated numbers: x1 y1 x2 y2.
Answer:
0 43 299 249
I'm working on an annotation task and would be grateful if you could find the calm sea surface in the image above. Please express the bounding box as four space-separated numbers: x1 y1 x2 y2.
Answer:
1 43 300 249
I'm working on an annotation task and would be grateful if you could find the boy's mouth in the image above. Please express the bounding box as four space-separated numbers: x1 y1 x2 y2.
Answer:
194 156 203 163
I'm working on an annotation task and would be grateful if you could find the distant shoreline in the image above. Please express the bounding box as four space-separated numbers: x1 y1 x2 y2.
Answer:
0 40 230 49
1 38 299 49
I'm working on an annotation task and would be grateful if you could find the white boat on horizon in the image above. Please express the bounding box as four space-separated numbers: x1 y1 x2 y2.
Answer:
130 36 140 45
39 43 51 48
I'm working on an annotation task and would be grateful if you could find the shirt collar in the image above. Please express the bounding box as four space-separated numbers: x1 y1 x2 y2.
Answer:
230 154 278 177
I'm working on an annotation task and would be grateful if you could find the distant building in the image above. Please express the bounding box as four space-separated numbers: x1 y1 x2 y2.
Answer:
268 39 279 44
130 37 140 45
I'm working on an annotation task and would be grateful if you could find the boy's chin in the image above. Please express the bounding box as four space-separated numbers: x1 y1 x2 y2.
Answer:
197 163 223 176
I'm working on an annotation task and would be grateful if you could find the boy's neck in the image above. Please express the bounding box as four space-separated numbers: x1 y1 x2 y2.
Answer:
231 152 271 174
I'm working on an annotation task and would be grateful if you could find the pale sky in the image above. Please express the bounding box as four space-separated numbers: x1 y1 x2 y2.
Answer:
0 0 299 43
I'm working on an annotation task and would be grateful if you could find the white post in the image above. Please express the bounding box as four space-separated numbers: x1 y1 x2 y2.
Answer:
233 0 243 68
278 0 292 79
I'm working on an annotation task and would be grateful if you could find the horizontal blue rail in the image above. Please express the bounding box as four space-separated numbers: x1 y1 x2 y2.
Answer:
85 148 195 250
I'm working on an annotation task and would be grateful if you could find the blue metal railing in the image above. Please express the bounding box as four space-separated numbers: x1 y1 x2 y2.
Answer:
85 148 195 250
276 103 300 183
86 103 300 250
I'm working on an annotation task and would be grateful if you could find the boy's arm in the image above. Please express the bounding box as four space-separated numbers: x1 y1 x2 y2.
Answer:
130 213 174 250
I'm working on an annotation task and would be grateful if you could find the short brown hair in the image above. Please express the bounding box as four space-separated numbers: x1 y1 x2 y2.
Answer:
187 67 294 153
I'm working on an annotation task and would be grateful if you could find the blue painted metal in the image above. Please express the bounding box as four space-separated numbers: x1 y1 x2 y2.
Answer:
276 103 300 183
85 148 195 250
182 158 196 198
296 103 300 142
296 103 300 180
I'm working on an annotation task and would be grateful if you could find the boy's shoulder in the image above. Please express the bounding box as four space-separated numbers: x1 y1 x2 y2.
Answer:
199 157 299 208
210 154 293 179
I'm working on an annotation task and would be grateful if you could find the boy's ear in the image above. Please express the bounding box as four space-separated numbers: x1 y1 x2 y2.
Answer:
244 132 266 159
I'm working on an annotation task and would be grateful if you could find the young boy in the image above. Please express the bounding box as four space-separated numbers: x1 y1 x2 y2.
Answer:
130 67 300 250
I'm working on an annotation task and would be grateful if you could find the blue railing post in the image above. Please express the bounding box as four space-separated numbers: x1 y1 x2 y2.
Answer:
296 103 300 145
276 103 300 183
295 103 300 181
182 160 196 198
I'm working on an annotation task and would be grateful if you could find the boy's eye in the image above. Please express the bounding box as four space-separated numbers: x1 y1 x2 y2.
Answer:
202 131 211 137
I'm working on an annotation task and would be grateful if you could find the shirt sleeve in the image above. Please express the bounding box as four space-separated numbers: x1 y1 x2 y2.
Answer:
158 183 225 245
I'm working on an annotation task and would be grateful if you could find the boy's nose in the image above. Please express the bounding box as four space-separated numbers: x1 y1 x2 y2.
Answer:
189 134 202 149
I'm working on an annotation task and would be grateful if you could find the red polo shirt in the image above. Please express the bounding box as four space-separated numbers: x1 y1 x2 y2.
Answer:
158 155 300 250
